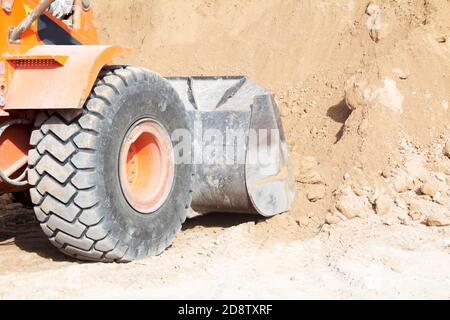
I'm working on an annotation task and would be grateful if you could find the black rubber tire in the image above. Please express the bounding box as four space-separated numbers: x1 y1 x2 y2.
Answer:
11 191 33 208
28 66 192 262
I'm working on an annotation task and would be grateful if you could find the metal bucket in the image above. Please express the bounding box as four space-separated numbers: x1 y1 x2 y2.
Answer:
168 76 295 217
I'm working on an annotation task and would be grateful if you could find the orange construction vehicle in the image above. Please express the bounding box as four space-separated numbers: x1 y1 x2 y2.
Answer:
0 0 294 262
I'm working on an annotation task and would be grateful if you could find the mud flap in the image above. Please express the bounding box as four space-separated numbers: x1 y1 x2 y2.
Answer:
167 76 295 217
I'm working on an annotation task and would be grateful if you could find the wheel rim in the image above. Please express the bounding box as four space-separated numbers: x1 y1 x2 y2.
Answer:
119 119 175 214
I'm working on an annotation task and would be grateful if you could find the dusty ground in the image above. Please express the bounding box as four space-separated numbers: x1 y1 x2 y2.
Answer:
0 197 449 299
1 0 450 299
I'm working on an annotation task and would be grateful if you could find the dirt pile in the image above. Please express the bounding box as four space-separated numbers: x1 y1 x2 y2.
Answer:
92 0 450 238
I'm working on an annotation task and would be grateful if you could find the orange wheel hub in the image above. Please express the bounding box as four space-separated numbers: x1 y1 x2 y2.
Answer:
119 119 174 213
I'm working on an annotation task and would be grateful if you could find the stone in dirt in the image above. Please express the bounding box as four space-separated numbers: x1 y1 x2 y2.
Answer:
325 211 342 225
409 199 450 227
433 160 450 175
404 157 429 181
420 182 439 197
297 169 323 184
425 214 450 227
408 210 423 222
366 2 380 16
433 193 449 206
394 173 415 193
344 77 363 111
373 78 404 112
375 194 393 215
382 167 393 178
436 36 447 43
382 216 396 226
307 185 326 202
297 156 323 184
395 196 409 210
366 2 382 42
368 187 384 204
353 185 372 197
344 76 404 112
336 193 373 219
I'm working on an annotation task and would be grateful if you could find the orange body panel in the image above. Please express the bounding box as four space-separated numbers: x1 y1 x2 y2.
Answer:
0 121 29 192
0 0 130 189
0 123 29 175
0 0 99 90
5 45 131 110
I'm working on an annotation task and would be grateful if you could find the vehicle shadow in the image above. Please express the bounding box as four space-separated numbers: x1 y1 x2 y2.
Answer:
182 212 263 231
0 202 262 262
0 205 75 262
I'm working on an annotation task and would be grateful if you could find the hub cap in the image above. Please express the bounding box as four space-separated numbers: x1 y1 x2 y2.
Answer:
119 119 175 214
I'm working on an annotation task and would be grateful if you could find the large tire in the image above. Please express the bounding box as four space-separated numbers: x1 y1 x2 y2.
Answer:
28 66 192 262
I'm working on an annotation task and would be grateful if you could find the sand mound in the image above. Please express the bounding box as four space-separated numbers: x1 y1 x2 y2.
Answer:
93 0 450 238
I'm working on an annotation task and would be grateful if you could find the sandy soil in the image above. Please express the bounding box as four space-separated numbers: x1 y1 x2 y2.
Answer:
1 0 450 299
0 199 449 299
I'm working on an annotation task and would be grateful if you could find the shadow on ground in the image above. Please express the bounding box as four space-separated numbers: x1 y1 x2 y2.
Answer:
327 99 351 143
183 212 263 231
1 200 262 262
0 205 73 262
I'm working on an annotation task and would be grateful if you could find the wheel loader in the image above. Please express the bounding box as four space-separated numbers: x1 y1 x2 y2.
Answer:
0 0 295 262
